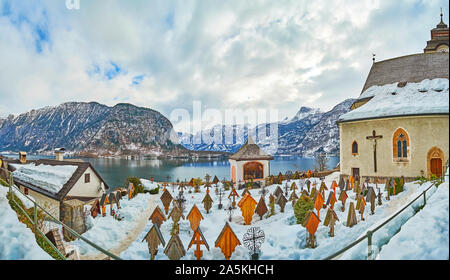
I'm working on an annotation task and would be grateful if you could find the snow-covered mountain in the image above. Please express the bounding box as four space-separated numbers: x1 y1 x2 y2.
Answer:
180 98 355 156
0 102 185 157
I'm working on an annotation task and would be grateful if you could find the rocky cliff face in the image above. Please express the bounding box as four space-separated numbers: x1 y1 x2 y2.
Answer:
180 98 355 156
0 102 183 156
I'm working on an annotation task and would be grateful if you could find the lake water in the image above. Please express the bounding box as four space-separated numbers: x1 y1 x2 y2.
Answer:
1 153 339 191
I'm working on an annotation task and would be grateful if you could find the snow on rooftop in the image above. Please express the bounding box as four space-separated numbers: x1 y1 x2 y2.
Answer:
339 78 449 122
11 163 78 194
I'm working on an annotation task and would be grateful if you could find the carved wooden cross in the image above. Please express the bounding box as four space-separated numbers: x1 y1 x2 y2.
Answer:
366 130 383 173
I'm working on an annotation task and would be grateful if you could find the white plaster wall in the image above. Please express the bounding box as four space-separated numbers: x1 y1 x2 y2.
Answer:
66 167 105 198
339 115 449 179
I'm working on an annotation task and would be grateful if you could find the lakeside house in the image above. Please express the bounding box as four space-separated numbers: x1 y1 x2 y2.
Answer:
0 149 109 221
338 13 449 182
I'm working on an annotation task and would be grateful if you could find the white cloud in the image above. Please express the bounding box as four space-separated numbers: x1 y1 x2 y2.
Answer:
0 0 448 132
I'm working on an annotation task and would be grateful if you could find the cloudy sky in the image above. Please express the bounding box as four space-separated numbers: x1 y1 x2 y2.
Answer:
0 0 448 132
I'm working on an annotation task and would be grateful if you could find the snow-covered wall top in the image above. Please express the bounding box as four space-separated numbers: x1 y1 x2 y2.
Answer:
11 163 78 194
339 78 449 122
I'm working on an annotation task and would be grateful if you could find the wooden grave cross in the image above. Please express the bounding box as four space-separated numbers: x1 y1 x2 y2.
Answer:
142 223 166 260
228 188 240 209
149 206 166 228
160 189 173 215
202 192 213 214
164 234 186 260
186 204 204 232
238 193 258 225
215 222 241 260
188 227 210 260
276 193 288 213
366 130 383 173
338 190 348 212
314 192 324 218
255 196 268 220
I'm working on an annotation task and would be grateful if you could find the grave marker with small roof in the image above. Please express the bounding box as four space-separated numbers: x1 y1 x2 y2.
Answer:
188 227 210 260
274 186 283 198
302 211 320 248
331 180 338 192
202 193 213 214
99 193 108 217
346 202 358 227
338 190 348 212
314 192 324 217
127 182 135 200
359 196 367 220
241 188 250 197
289 190 298 202
168 205 185 223
164 234 186 260
213 175 219 185
255 196 268 220
290 182 298 192
366 187 376 215
326 191 337 210
306 179 311 192
160 189 173 215
338 177 345 191
187 204 204 231
90 199 100 218
149 206 166 228
215 222 241 260
324 208 339 237
142 223 166 260
276 193 288 213
115 191 122 209
228 188 240 209
238 193 258 225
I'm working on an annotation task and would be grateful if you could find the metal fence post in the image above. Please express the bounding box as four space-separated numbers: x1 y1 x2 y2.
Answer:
367 230 373 260
423 191 426 206
34 201 38 231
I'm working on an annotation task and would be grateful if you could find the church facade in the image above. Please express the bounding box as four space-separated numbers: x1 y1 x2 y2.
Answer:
338 14 449 182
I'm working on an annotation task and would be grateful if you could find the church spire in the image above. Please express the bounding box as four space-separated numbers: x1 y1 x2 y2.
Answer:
437 8 447 28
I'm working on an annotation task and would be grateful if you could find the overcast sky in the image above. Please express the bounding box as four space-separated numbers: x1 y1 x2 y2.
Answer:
0 0 448 133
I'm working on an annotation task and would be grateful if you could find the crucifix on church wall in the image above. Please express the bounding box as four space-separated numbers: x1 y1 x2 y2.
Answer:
366 130 383 173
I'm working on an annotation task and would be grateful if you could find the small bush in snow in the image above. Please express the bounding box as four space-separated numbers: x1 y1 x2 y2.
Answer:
293 195 314 225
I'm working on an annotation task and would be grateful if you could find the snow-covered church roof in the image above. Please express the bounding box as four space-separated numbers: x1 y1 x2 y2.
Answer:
339 78 449 123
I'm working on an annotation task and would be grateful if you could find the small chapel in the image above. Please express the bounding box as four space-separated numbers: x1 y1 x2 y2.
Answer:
229 137 273 184
338 12 449 182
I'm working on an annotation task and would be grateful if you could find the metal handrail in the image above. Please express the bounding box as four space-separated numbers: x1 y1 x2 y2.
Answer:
3 170 121 260
324 173 444 260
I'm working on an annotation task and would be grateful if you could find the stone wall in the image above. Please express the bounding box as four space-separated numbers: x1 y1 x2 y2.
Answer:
61 199 87 242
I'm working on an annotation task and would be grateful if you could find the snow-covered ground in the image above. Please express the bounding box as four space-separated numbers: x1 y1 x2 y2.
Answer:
377 180 449 260
0 186 52 260
10 163 78 194
141 179 159 191
70 191 160 258
119 172 444 260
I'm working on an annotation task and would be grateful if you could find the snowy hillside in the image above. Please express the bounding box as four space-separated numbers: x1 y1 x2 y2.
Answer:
0 186 52 260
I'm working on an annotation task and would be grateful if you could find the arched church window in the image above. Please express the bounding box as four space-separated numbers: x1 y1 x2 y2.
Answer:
352 141 358 154
393 128 410 161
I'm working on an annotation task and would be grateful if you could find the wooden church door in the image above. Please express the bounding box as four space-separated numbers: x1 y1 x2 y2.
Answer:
430 158 442 178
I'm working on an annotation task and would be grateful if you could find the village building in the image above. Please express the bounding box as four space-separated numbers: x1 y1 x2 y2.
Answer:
0 149 109 221
338 14 449 182
229 137 273 184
